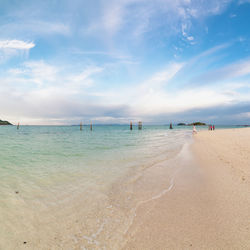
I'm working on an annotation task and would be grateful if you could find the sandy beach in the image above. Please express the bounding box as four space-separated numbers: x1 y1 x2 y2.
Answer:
124 128 250 249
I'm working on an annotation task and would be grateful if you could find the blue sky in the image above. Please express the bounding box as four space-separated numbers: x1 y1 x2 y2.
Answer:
0 0 250 125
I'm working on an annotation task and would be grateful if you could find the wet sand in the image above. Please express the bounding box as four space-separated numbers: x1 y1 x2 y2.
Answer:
123 128 250 249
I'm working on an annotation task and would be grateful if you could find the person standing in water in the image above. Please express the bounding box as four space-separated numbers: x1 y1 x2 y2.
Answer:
193 125 197 134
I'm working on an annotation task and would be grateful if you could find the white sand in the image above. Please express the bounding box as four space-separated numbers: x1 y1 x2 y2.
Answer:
123 128 250 249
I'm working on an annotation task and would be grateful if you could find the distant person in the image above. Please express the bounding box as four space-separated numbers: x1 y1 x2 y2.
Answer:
213 125 215 130
193 125 197 134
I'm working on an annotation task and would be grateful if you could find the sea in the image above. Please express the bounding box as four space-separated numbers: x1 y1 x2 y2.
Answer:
0 125 239 249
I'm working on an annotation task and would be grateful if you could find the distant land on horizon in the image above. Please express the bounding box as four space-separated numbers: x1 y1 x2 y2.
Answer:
177 122 206 126
0 120 12 125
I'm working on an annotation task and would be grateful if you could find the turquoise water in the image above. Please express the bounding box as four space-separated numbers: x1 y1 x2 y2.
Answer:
0 125 190 189
0 125 238 249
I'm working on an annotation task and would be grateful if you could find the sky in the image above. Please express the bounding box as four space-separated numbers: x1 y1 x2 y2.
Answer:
0 0 250 125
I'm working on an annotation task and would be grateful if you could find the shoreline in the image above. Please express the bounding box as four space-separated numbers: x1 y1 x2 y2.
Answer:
123 128 250 249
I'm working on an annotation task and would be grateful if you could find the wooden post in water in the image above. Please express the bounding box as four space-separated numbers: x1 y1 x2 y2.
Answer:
138 121 142 130
90 122 93 131
17 122 20 130
80 122 83 131
130 121 133 130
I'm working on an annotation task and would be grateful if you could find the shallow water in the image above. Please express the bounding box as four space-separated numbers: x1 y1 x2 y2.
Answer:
0 125 237 249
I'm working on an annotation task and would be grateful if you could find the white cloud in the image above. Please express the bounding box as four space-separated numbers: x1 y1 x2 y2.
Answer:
83 47 250 121
93 62 231 116
120 61 236 116
187 36 194 41
193 59 250 84
139 63 183 90
7 61 58 87
85 0 232 40
1 65 250 125
102 3 126 35
0 40 35 64
0 60 108 124
0 40 35 50
181 23 195 42
130 88 234 117
3 52 250 125
181 23 188 37
69 66 104 87
24 61 58 85
226 60 250 78
5 61 104 91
